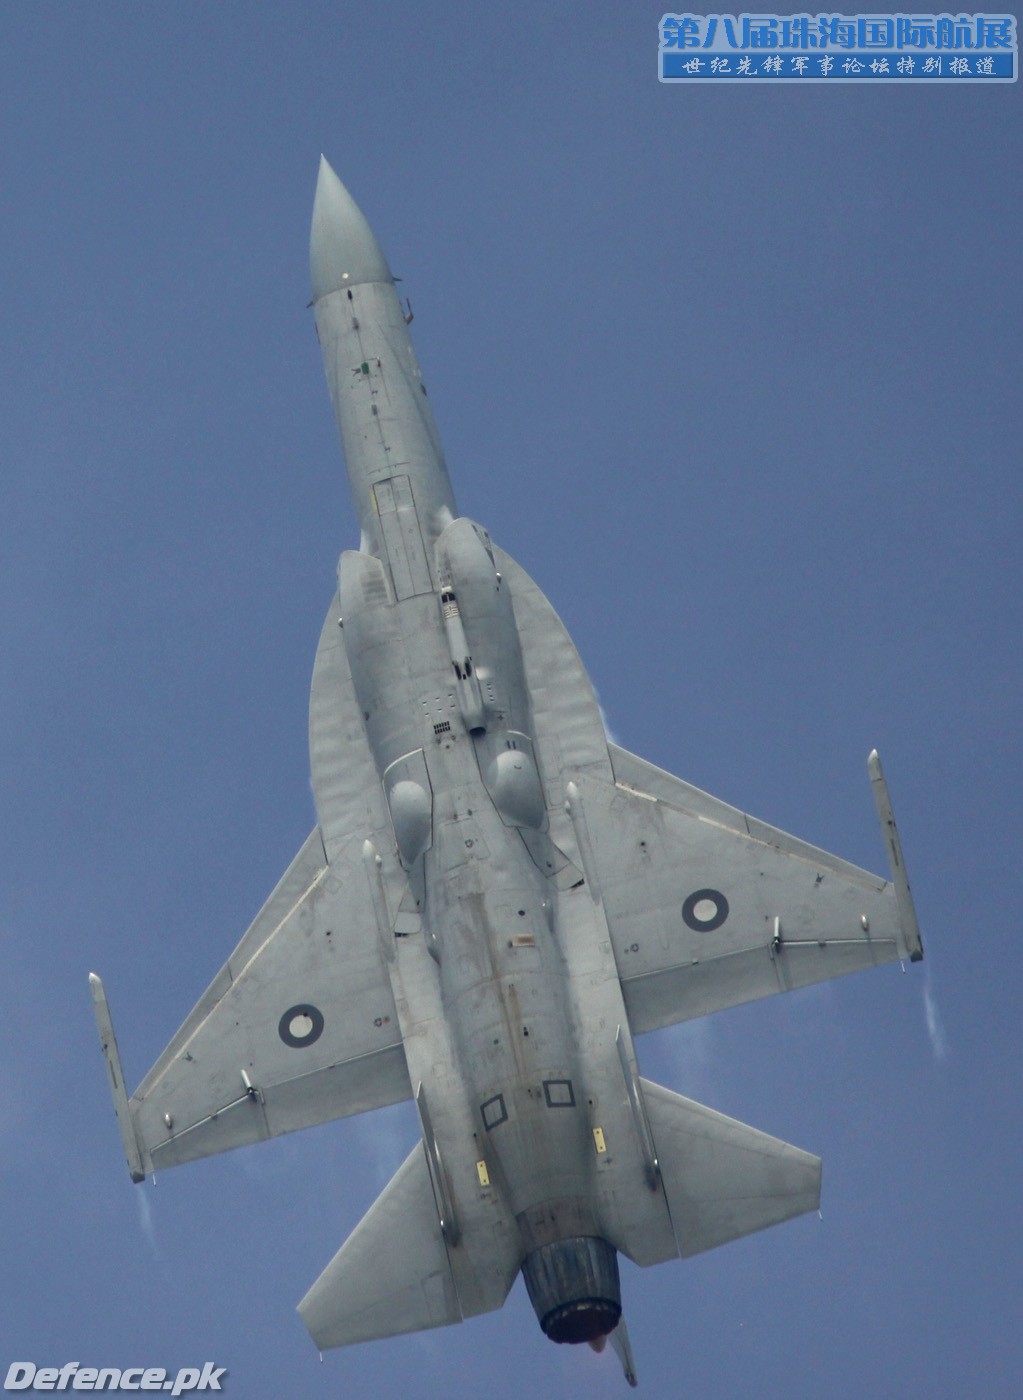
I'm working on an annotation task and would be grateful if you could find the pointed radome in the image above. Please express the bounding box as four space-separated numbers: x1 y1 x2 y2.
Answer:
310 156 393 301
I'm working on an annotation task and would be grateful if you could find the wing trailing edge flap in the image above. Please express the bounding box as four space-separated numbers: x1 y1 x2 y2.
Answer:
640 1078 821 1259
298 1141 521 1350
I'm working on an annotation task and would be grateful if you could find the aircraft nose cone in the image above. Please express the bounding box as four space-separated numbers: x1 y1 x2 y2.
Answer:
310 156 392 300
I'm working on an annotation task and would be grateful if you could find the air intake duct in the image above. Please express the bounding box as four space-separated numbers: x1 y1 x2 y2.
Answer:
521 1237 621 1345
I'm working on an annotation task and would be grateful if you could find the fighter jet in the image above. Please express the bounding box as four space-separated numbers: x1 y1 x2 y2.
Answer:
91 158 923 1386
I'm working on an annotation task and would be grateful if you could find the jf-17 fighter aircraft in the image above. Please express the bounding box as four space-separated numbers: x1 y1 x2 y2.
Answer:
91 157 923 1387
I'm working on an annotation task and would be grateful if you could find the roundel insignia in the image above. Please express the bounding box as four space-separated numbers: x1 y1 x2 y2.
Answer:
682 888 729 933
278 1003 325 1048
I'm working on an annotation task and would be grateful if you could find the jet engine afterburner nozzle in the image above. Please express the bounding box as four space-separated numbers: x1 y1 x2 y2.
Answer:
521 1237 622 1345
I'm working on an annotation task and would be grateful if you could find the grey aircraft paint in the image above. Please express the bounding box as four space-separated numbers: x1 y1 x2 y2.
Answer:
91 157 923 1387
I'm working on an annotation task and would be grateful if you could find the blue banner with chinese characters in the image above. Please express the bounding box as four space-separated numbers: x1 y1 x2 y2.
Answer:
658 13 1017 80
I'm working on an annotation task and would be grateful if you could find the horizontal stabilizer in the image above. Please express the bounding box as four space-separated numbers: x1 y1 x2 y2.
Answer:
299 1139 520 1350
641 1078 820 1258
299 1142 460 1349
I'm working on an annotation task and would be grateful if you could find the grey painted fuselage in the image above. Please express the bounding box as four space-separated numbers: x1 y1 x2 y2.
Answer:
313 159 650 1330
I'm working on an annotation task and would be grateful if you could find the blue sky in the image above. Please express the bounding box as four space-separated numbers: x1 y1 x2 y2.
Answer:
2 5 1020 1397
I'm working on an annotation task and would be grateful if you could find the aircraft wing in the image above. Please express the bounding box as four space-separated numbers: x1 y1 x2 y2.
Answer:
99 826 411 1178
579 744 923 1035
94 596 415 1180
499 544 921 1039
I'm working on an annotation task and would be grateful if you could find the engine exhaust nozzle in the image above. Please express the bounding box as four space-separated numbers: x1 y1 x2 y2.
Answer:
521 1237 622 1345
